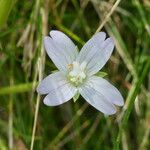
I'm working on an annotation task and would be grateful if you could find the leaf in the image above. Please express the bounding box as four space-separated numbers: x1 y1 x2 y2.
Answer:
73 92 80 102
51 70 59 73
95 71 108 78
0 0 15 28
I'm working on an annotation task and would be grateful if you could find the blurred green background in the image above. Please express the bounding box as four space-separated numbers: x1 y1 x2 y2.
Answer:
0 0 150 150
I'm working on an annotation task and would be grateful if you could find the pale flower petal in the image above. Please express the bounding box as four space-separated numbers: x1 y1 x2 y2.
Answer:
79 84 116 115
77 32 114 76
37 72 67 95
86 38 115 76
87 76 124 106
43 82 77 106
77 32 106 63
50 30 78 62
44 36 73 72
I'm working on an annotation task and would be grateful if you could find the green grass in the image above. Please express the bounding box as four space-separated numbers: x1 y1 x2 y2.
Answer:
0 0 150 150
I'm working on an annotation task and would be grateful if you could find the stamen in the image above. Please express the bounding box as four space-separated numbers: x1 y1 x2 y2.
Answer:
68 61 87 86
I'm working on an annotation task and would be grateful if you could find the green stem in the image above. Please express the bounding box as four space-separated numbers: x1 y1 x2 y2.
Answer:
0 82 38 95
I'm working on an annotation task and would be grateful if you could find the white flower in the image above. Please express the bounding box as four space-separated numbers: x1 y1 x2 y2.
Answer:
37 30 124 115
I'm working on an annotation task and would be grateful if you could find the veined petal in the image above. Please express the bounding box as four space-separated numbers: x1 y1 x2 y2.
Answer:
77 32 106 63
43 82 77 106
86 38 115 76
50 30 78 63
44 33 78 73
44 36 68 72
87 76 124 106
79 83 116 115
37 72 67 95
77 32 114 76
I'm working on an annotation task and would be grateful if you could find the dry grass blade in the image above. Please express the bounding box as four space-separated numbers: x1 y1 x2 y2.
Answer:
95 0 121 33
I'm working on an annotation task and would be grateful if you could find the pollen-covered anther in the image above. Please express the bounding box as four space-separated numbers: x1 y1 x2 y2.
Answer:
68 61 87 86
68 64 73 71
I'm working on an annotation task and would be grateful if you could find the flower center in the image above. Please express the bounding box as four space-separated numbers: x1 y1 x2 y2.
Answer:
67 61 87 86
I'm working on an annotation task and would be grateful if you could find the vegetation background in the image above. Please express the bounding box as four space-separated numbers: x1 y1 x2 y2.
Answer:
0 0 150 149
